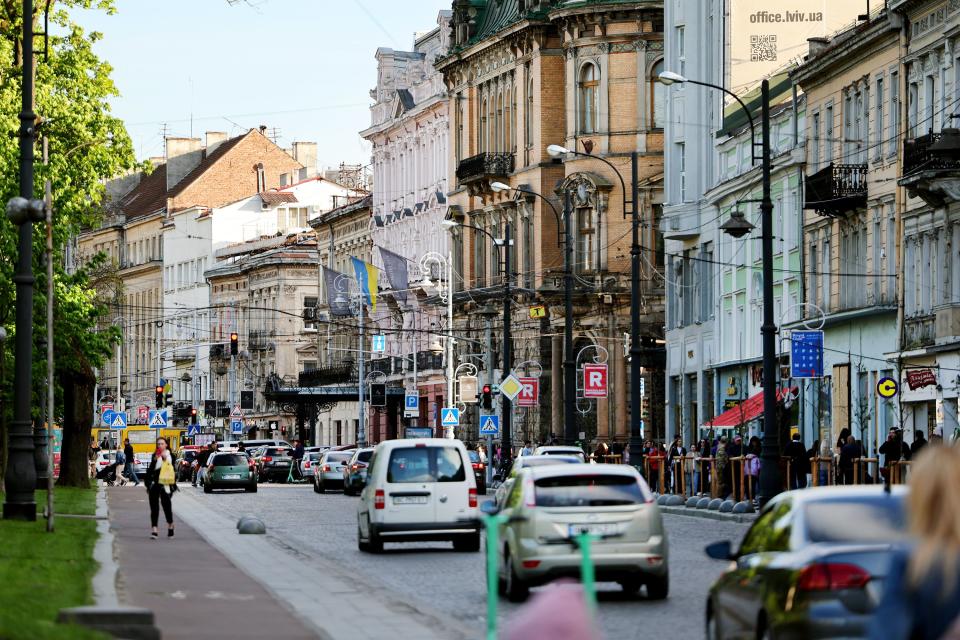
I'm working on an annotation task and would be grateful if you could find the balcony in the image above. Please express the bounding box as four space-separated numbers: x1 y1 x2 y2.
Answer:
370 358 392 375
416 351 444 372
250 330 271 351
904 314 936 350
209 344 227 360
804 163 867 217
298 362 355 387
455 152 514 194
901 131 960 207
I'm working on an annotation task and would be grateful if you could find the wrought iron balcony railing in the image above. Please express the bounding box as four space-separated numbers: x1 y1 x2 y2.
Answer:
804 163 867 217
455 152 514 185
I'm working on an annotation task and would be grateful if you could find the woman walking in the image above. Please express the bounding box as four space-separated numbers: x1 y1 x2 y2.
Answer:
870 445 960 639
145 436 177 539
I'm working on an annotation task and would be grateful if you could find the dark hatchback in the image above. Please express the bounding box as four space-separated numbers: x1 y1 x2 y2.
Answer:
256 447 293 483
204 452 257 493
705 486 909 640
467 450 486 494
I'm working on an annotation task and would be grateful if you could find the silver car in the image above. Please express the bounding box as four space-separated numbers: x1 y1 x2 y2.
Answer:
313 450 354 493
493 454 583 507
483 464 667 602
299 451 322 479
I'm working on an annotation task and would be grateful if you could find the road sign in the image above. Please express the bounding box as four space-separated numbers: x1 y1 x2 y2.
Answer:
149 409 167 428
517 377 539 407
186 423 201 437
371 334 386 353
459 375 479 403
583 364 608 398
499 374 523 401
110 411 127 429
101 409 116 427
877 376 899 399
230 419 244 434
529 305 546 319
479 414 500 436
404 393 419 418
137 405 149 425
790 330 824 378
230 405 243 419
440 407 460 427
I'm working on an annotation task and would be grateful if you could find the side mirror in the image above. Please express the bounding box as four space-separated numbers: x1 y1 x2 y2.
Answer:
480 500 500 516
705 540 735 560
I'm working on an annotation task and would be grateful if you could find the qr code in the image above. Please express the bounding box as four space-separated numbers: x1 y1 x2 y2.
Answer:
750 34 777 62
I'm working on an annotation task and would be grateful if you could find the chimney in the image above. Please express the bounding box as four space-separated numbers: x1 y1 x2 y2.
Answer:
205 131 228 155
165 137 203 191
291 142 317 179
807 37 829 57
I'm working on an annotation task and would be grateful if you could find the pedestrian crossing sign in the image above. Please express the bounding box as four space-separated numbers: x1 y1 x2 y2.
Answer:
149 409 167 428
440 407 460 427
110 411 127 429
187 423 201 436
479 414 500 436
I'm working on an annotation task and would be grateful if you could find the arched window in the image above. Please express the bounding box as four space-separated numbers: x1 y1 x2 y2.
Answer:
651 59 665 129
496 91 504 152
525 74 534 149
578 63 599 134
480 98 488 152
505 86 513 152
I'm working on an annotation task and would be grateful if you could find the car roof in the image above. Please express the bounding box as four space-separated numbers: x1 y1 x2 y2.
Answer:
375 438 465 451
522 463 639 480
516 454 581 466
769 484 908 508
535 446 583 453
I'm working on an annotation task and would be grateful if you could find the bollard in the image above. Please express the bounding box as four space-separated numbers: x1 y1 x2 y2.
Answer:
237 516 266 534
696 497 711 509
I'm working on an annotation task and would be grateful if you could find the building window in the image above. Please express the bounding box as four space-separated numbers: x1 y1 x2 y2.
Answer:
255 162 265 193
889 71 900 157
651 59 665 129
480 98 488 153
575 206 596 273
824 104 834 164
676 25 686 77
303 296 318 330
525 71 533 154
874 77 884 162
677 142 687 202
908 78 919 136
811 111 821 171
925 74 936 132
578 63 599 134
700 242 714 321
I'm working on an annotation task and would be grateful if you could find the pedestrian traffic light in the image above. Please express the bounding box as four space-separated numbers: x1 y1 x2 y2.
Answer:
481 384 493 410
155 385 163 409
370 383 386 407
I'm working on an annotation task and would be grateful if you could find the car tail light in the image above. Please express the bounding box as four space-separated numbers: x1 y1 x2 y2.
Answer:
524 476 536 507
303 461 311 469
264 456 272 463
522 560 541 569
323 465 331 472
797 563 871 592
468 487 477 508
375 489 385 510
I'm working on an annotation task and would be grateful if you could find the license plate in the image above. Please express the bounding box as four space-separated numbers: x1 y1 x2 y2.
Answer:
223 474 241 480
568 523 621 537
275 462 290 466
393 496 428 505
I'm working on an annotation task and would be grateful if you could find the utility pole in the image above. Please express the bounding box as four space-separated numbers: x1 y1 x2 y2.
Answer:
484 311 495 486
501 223 512 464
4 0 39 520
628 151 643 467
357 298 366 447
445 249 454 439
35 137 51 493
563 190 576 446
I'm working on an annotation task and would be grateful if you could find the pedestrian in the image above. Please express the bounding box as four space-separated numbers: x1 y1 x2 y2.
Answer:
727 436 744 500
593 441 609 463
691 441 702 495
237 442 245 453
145 436 177 539
646 444 663 492
667 436 686 492
292 439 305 479
610 441 624 462
88 437 100 478
838 435 860 485
910 430 927 458
879 427 903 482
869 446 960 640
122 438 140 486
806 439 820 486
744 437 760 501
715 436 730 499
520 441 534 456
194 443 212 487
783 432 808 490
477 443 486 463
818 437 832 485
836 427 851 454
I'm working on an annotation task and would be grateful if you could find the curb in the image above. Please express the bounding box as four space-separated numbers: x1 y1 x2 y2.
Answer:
660 504 757 524
92 485 119 607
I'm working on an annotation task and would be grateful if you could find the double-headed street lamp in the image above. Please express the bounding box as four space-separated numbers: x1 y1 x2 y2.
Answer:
546 144 648 469
658 70 781 506
333 275 368 447
416 251 455 438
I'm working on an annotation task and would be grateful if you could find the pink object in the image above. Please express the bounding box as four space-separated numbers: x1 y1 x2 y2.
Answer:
503 581 600 640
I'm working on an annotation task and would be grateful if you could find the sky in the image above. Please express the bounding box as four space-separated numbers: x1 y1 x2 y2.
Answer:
73 0 450 169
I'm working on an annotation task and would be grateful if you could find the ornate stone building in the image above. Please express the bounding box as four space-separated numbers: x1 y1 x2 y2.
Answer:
437 0 665 446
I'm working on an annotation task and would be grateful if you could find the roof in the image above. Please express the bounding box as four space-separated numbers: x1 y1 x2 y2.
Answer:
116 163 168 220
260 192 298 206
167 133 248 199
703 386 798 428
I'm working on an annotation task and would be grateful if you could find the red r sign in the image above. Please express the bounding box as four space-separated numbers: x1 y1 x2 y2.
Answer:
517 377 539 407
583 364 608 398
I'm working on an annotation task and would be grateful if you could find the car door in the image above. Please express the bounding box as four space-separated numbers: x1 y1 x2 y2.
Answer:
433 445 471 524
714 506 777 637
383 445 437 524
358 451 377 536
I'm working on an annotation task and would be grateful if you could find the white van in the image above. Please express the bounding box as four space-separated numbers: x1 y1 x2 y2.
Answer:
357 438 480 553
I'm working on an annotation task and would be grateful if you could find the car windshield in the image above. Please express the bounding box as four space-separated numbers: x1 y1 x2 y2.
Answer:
387 446 466 483
357 450 373 463
182 451 197 461
805 497 909 544
534 474 649 507
326 453 352 463
468 451 481 463
266 448 291 456
213 454 247 466
521 456 580 468
308 452 322 461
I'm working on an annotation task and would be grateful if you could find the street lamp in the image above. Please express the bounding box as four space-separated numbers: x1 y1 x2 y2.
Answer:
489 182 577 447
418 251 455 439
548 142 647 468
657 71 781 506
333 275 368 447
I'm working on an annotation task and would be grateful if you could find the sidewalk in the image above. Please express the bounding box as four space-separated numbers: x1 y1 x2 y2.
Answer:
107 487 319 640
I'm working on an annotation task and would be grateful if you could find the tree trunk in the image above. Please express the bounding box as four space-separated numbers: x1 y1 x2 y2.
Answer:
56 365 95 488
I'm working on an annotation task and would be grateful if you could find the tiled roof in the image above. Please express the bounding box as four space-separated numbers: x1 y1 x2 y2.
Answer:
260 192 299 206
117 163 168 220
167 133 248 199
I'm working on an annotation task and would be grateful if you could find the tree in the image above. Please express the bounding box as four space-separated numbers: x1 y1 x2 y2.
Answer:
0 1 137 487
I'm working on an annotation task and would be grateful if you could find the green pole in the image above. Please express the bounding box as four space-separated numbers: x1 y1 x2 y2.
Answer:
576 532 598 619
483 514 505 640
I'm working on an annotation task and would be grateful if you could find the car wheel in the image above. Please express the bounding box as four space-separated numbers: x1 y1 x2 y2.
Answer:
313 478 321 493
357 523 370 552
344 486 354 497
367 519 383 554
245 484 257 493
504 552 529 602
453 532 481 552
317 479 325 494
706 606 722 640
646 573 669 600
203 483 213 494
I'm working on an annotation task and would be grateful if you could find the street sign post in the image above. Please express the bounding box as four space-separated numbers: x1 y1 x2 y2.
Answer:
404 393 419 418
186 423 201 437
230 405 243 419
789 330 824 378
583 364 608 398
440 407 460 427
230 419 244 435
110 411 127 429
498 374 523 401
100 404 114 427
479 414 500 436
137 405 149 425
517 377 539 407
371 334 386 353
148 409 167 429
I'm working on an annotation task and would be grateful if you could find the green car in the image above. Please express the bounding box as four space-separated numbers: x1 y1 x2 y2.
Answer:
203 452 257 493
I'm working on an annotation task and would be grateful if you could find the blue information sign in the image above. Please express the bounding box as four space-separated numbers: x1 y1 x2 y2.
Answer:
790 330 824 378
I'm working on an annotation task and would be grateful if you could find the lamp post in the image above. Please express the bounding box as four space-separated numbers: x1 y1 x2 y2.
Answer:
417 251 455 438
490 182 576 445
334 275 367 447
658 71 781 505
547 144 645 465
442 219 512 464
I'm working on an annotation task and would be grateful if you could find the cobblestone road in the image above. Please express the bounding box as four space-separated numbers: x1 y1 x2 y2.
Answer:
185 482 750 639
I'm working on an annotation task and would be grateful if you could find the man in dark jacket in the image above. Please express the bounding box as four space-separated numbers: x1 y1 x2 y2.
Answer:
122 439 140 486
292 440 305 479
194 444 212 487
839 435 861 485
911 430 927 458
783 432 808 489
880 427 905 480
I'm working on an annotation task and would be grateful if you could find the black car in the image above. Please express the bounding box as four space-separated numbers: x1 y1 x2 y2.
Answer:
467 449 487 494
256 446 294 483
705 485 908 639
176 450 197 482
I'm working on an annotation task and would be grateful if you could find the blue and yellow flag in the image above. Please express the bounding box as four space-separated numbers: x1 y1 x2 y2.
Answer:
351 257 379 312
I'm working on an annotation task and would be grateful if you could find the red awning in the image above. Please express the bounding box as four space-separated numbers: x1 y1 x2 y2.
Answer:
705 387 797 428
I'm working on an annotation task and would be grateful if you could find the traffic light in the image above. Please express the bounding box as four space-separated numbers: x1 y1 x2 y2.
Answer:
230 332 239 356
164 390 173 407
370 383 386 407
155 385 163 409
481 384 493 410
204 399 216 416
190 406 197 423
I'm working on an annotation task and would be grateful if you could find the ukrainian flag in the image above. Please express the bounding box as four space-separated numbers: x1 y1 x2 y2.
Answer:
351 257 379 312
